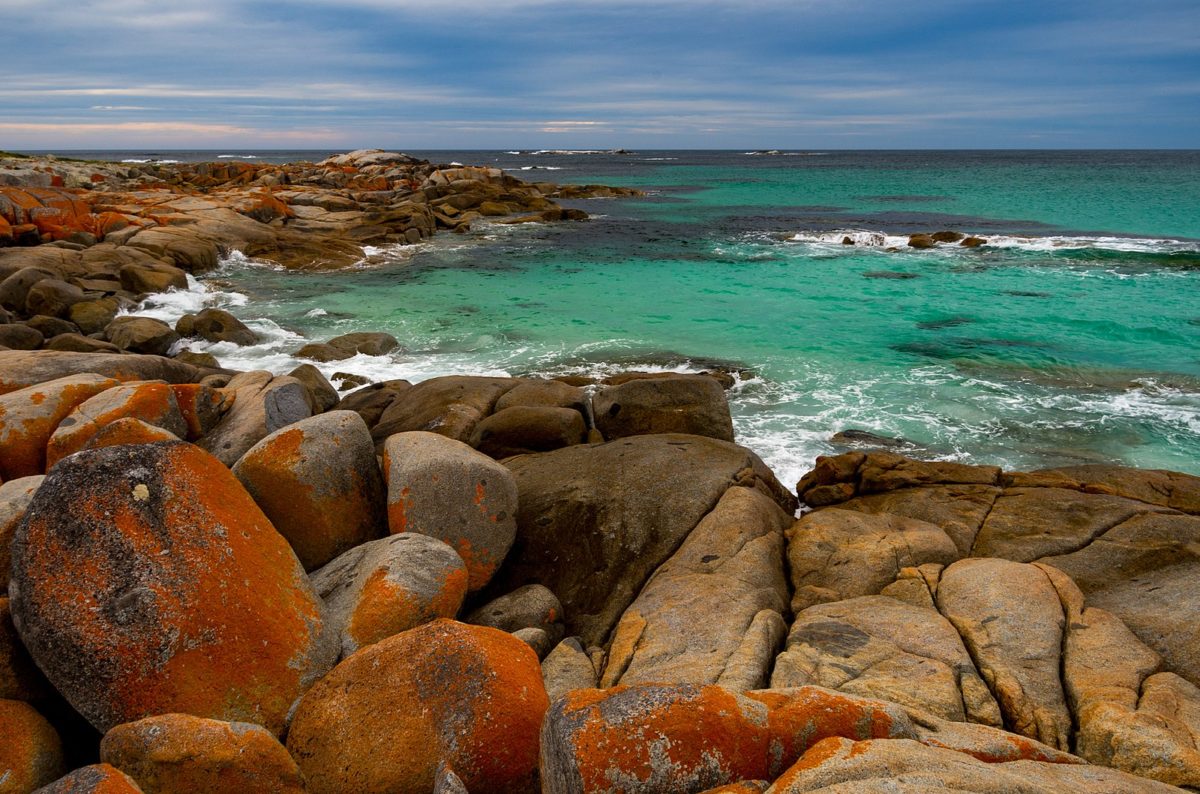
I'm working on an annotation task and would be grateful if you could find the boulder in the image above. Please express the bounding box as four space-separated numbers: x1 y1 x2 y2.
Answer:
771 595 1002 726
370 375 520 444
24 315 78 339
466 583 564 639
0 373 120 479
0 322 43 350
828 484 1002 557
46 333 121 354
297 331 398 362
0 267 56 312
45 381 187 468
175 308 257 346
29 764 144 793
69 298 120 335
468 405 587 458
82 417 180 451
117 261 188 295
99 713 305 794
767 736 1178 794
382 431 518 591
935 559 1072 751
494 379 587 413
785 509 960 612
334 379 411 427
540 685 914 794
8 442 335 735
592 375 734 442
104 317 180 356
492 434 796 647
169 383 228 441
25 279 85 318
0 700 66 792
233 411 385 570
286 363 338 414
542 637 598 704
287 620 547 794
0 351 200 396
602 487 791 691
311 533 468 658
0 476 43 594
197 371 310 466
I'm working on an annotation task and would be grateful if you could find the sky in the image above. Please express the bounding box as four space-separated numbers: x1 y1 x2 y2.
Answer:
1 0 1197 150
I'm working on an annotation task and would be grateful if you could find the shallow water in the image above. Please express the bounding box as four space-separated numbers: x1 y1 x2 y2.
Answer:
113 149 1200 486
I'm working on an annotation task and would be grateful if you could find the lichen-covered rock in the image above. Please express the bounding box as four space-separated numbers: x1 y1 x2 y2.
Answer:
8 441 334 735
287 619 547 794
169 384 227 441
382 431 518 591
602 487 791 691
0 373 119 479
233 411 385 570
0 699 66 793
99 713 304 794
785 509 960 612
197 371 310 466
540 684 914 794
310 533 468 658
0 475 42 595
592 374 735 442
30 763 144 793
45 381 187 468
493 434 796 647
82 419 180 451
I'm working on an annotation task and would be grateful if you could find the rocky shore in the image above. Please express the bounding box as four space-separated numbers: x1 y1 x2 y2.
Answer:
1 153 1199 793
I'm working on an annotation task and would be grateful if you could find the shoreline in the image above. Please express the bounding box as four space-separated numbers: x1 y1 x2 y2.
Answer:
2 150 1200 792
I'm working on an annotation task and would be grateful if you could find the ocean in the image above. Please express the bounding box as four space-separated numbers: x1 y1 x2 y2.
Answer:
34 149 1200 487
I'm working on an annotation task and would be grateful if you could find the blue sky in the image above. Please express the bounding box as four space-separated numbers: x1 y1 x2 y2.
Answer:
1 0 1197 149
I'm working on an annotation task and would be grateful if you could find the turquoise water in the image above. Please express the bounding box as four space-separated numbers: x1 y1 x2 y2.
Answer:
130 150 1200 486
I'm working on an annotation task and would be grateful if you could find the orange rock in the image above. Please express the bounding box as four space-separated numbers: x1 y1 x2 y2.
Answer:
94 212 131 240
0 475 43 596
32 763 145 793
8 441 335 735
0 215 12 245
539 685 914 792
0 699 66 791
232 411 386 571
311 533 468 658
82 418 180 451
0 373 120 480
287 619 547 794
100 713 305 794
170 384 229 441
45 381 187 469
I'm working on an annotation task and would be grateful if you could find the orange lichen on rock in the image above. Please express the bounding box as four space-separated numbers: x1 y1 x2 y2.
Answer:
0 374 120 479
0 698 66 792
100 713 305 793
31 763 145 793
8 441 334 736
539 685 916 793
287 619 547 794
82 418 180 451
232 411 386 571
170 384 229 441
45 381 186 468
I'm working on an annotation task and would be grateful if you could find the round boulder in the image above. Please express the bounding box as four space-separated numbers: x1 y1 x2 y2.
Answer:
0 699 66 792
232 411 386 571
100 713 305 794
382 431 518 591
175 308 257 347
0 373 120 479
45 381 187 468
310 533 468 658
29 763 144 793
287 619 547 794
104 316 180 356
8 441 335 735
